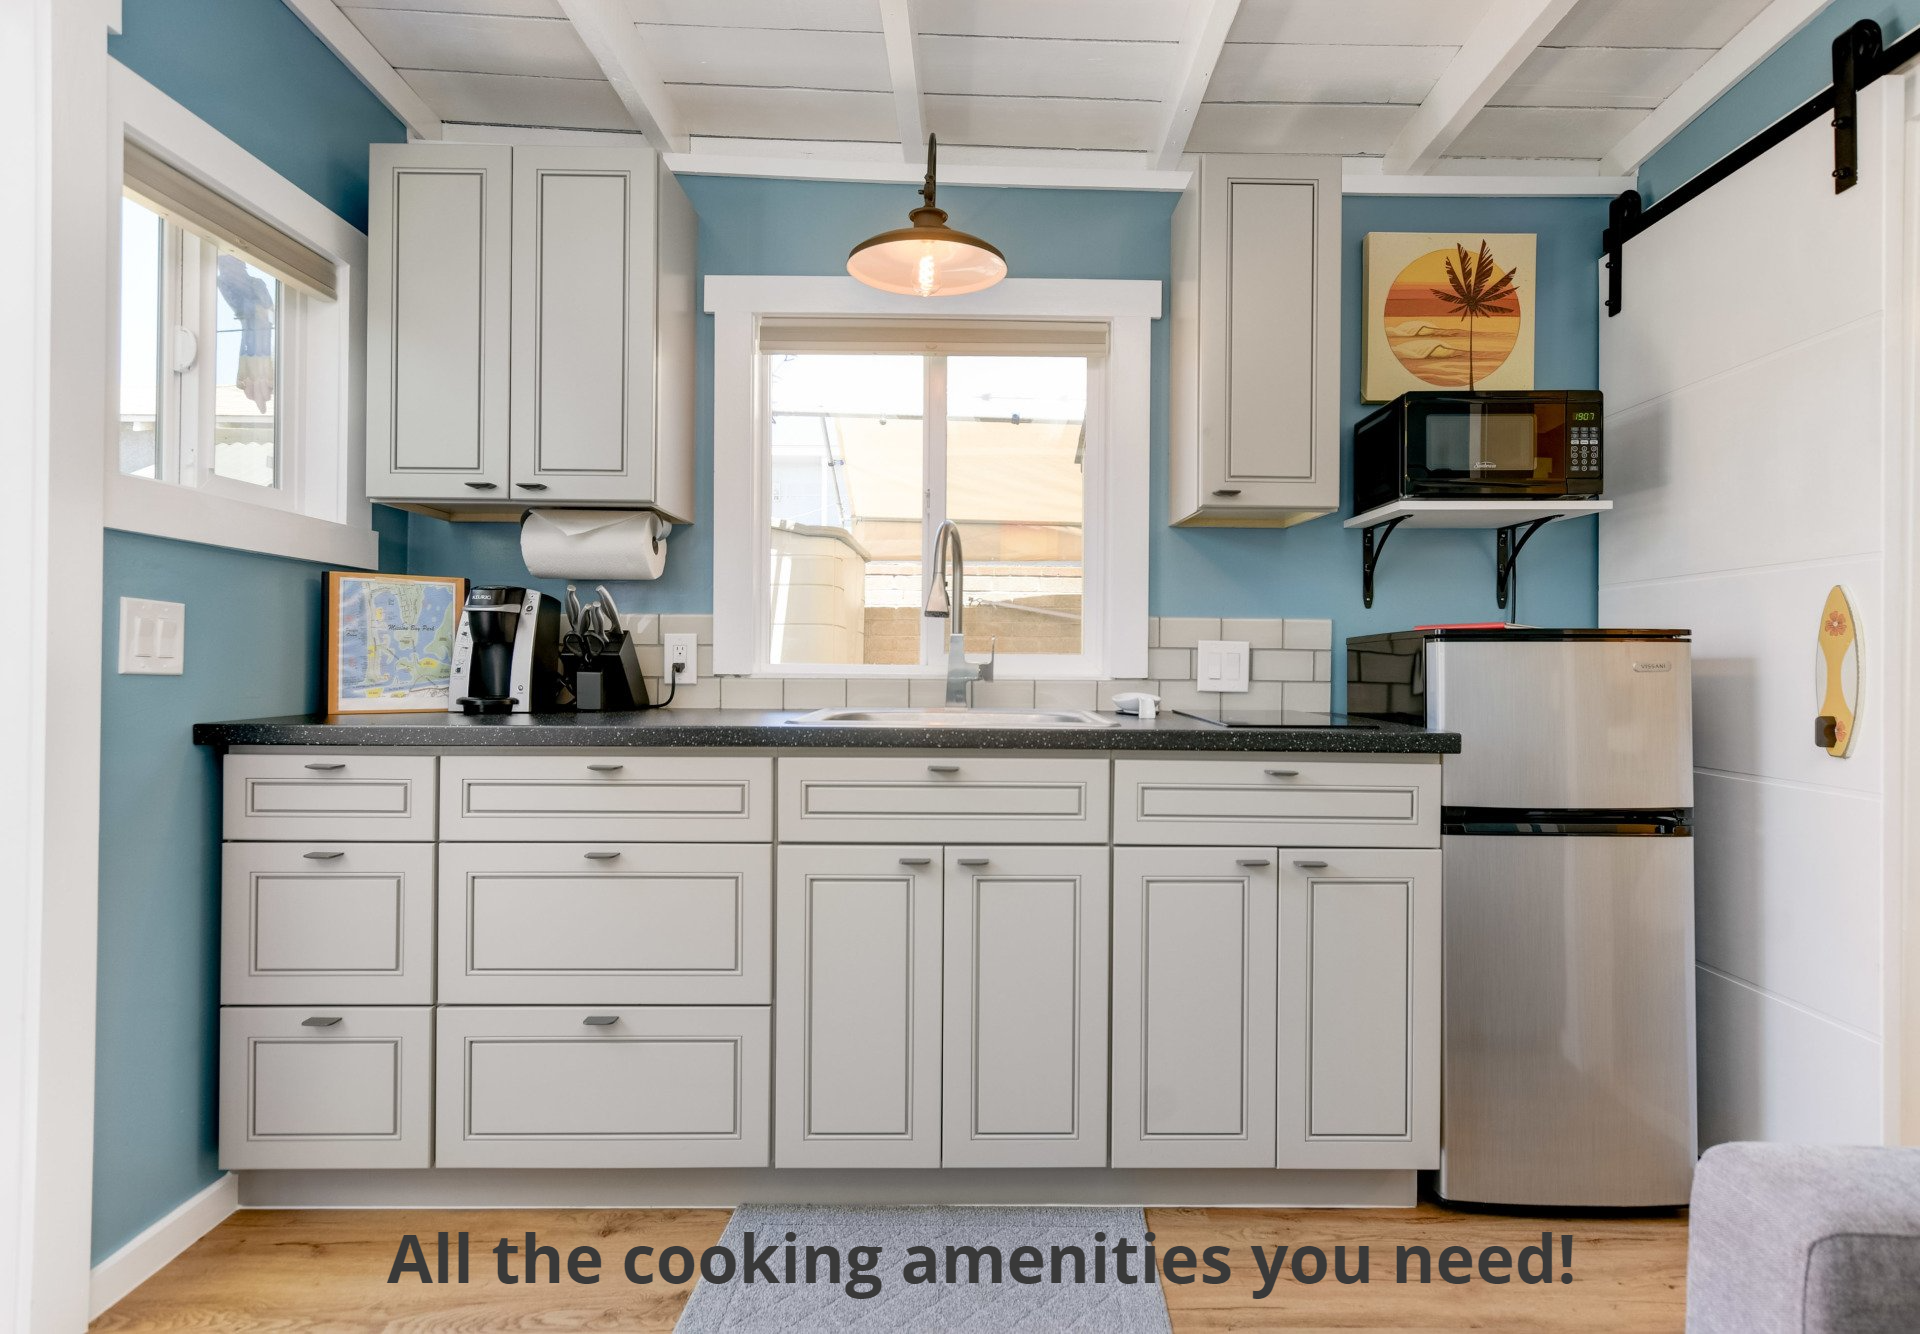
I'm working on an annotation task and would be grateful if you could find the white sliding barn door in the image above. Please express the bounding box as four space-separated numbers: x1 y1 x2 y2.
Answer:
1599 78 1911 1149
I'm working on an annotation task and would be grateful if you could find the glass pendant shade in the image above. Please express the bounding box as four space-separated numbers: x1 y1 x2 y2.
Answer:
848 136 1007 297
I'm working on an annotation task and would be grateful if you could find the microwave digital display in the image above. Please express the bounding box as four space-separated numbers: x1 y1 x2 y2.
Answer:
1351 390 1602 514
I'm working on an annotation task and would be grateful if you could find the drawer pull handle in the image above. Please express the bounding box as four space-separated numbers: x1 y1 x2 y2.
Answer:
582 1015 619 1027
463 481 497 490
958 857 990 867
1293 860 1329 869
927 764 960 774
1212 488 1242 497
304 762 346 772
587 763 625 773
1264 768 1300 778
898 857 932 866
301 1016 342 1028
516 482 549 491
302 850 345 861
584 851 622 861
1237 858 1271 868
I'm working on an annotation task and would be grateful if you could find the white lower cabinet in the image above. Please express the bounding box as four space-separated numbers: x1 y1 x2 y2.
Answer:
219 1006 433 1169
942 846 1109 1168
1111 847 1278 1168
775 846 944 1167
1276 848 1441 1169
435 1005 770 1167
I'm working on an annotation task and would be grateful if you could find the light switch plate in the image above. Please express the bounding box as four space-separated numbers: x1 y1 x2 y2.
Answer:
1196 639 1250 693
663 632 698 686
118 597 185 675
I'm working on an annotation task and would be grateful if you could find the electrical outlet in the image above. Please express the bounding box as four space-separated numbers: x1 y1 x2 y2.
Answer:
663 632 698 686
1196 639 1250 693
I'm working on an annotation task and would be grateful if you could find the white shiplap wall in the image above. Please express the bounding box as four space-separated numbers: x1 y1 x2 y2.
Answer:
1598 78 1910 1148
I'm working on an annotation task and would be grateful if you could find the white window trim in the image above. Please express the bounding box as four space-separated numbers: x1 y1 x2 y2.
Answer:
708 275 1158 680
105 63 377 569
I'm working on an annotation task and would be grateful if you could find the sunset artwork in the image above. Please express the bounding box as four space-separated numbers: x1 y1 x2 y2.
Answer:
1363 232 1536 402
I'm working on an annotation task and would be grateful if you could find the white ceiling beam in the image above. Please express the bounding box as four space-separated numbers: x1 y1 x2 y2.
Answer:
1599 0 1830 177
664 150 1191 194
1380 0 1580 175
1344 158 1635 196
278 0 443 141
878 0 925 162
554 0 689 154
1149 0 1245 170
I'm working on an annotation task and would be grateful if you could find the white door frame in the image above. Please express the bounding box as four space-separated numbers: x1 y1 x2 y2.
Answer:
2 0 110 1328
1896 65 1920 1146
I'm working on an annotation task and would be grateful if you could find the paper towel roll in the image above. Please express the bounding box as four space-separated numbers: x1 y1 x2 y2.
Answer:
519 509 671 580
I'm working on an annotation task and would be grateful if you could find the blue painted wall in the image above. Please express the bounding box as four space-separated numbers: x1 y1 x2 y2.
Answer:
1640 1 1920 205
408 180 1606 662
93 0 405 1262
108 0 404 229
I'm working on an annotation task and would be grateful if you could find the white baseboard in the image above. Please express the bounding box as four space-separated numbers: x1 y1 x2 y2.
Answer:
89 1173 239 1319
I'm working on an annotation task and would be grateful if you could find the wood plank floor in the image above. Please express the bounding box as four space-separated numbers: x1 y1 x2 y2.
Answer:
93 1202 1687 1332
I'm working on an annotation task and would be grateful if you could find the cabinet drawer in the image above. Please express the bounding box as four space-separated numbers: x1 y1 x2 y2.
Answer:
439 755 771 841
222 843 435 1005
438 844 770 1004
219 1006 432 1169
436 1005 769 1167
778 757 1109 844
1113 758 1438 847
224 755 437 841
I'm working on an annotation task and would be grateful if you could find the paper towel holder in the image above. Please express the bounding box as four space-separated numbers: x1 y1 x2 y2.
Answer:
518 508 667 553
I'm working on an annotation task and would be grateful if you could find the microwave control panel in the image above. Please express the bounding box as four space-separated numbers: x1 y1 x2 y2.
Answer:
1568 409 1602 484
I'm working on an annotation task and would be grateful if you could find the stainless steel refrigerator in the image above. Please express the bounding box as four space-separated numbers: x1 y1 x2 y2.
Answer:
1347 627 1697 1208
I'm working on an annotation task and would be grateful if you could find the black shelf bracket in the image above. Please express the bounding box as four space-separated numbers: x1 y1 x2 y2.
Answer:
1603 189 1641 317
1496 517 1559 614
1360 514 1408 610
1833 20 1883 193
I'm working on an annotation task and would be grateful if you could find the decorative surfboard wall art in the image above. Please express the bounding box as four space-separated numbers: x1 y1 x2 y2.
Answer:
1814 585 1860 758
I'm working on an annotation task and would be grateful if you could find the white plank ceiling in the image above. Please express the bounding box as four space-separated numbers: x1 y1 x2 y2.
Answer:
328 0 1816 174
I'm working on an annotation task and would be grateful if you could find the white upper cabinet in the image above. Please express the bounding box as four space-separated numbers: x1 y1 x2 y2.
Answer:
1170 156 1341 527
365 145 512 503
366 143 696 520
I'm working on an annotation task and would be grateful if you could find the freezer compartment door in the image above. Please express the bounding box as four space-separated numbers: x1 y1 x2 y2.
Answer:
1439 832 1696 1207
1428 639 1692 809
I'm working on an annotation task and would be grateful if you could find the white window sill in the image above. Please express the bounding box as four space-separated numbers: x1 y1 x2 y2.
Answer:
105 472 379 569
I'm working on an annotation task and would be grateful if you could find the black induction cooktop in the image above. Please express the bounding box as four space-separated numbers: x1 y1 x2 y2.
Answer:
1172 710 1382 730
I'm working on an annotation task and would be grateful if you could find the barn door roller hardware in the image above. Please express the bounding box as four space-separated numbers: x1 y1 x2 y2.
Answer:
1606 17 1914 316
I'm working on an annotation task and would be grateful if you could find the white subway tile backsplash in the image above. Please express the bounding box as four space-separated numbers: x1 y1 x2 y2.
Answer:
718 677 784 710
661 613 714 644
783 678 847 710
1147 618 1161 649
846 679 911 707
1147 648 1193 680
621 613 660 646
1251 649 1315 682
1034 680 1098 711
1238 681 1287 711
1157 617 1221 649
1156 681 1215 716
1283 618 1332 650
1222 618 1287 648
1284 680 1332 712
1314 650 1332 682
908 678 951 707
972 679 1036 709
661 677 720 709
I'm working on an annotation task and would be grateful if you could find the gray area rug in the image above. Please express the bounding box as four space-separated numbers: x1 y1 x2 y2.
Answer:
674 1204 1175 1332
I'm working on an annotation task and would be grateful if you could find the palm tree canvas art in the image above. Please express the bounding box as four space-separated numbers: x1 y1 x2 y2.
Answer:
1362 232 1536 402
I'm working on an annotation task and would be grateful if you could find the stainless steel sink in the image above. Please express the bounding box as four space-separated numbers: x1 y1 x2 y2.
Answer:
789 707 1119 729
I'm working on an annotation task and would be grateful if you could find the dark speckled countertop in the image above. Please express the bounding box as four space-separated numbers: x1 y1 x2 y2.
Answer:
192 708 1458 754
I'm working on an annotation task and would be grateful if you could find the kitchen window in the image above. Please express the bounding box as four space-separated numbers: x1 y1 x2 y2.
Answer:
710 278 1157 681
108 62 376 568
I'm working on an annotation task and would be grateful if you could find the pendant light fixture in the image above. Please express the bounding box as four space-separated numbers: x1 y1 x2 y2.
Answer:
847 135 1007 297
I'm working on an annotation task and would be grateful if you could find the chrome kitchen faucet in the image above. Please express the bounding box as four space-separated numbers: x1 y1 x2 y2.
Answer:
924 519 995 706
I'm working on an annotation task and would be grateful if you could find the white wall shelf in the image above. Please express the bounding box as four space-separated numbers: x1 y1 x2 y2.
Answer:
1344 499 1613 611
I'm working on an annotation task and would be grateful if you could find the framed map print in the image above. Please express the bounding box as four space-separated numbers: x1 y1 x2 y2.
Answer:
1363 231 1536 402
324 571 466 714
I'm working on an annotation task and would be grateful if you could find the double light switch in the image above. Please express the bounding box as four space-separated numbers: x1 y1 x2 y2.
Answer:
1195 639 1250 693
118 597 186 675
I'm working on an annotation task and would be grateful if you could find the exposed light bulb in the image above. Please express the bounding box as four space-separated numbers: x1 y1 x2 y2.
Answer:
916 252 938 297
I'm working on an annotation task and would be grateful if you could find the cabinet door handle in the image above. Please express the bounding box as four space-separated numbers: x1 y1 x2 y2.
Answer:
584 850 622 861
463 481 497 490
1264 768 1299 778
1237 858 1271 868
302 850 345 861
516 482 549 491
957 857 989 867
927 764 960 774
1212 488 1242 497
304 761 346 771
582 1015 619 1027
1293 860 1329 869
898 857 931 866
587 763 625 773
301 1016 342 1028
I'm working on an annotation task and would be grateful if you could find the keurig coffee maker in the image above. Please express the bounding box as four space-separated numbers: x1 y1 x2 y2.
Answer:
447 586 566 714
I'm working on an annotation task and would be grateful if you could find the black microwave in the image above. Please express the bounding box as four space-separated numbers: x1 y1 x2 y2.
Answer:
1352 390 1602 514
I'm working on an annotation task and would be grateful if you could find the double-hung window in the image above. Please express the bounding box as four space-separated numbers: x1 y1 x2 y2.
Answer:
710 279 1158 681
